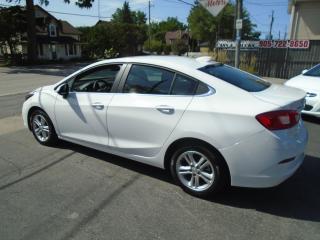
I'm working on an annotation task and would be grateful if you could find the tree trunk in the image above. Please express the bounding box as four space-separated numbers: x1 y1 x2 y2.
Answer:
26 0 37 63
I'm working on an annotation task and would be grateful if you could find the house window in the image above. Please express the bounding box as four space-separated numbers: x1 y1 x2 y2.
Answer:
49 24 57 37
74 45 77 55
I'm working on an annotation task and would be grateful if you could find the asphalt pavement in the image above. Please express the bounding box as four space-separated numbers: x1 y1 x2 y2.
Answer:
0 65 319 240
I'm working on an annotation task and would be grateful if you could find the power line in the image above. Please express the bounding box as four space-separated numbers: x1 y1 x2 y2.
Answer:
0 3 112 18
162 0 194 7
47 10 111 19
245 1 287 7
174 0 194 6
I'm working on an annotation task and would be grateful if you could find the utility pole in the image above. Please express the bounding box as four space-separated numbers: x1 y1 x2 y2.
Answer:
235 0 242 68
278 30 281 40
268 10 274 40
283 25 287 40
148 0 151 50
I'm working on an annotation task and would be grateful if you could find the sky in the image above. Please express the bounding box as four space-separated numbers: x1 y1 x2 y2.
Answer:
0 0 290 39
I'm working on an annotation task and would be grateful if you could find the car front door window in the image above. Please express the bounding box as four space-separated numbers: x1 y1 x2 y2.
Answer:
72 65 122 93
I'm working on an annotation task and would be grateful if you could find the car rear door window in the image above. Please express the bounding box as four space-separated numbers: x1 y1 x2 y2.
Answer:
199 64 270 92
171 74 198 95
72 65 121 93
123 65 175 94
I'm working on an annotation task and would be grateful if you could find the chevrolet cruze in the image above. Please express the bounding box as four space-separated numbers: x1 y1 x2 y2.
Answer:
22 56 308 196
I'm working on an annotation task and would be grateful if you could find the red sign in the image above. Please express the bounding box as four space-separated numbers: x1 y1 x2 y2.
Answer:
259 40 310 49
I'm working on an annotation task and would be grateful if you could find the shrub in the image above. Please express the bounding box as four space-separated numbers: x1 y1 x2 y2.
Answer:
144 39 163 54
171 39 188 56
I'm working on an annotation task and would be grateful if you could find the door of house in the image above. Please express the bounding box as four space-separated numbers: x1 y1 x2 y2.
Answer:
51 44 57 60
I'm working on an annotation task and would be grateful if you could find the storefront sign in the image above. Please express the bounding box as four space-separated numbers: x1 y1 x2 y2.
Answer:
216 40 310 49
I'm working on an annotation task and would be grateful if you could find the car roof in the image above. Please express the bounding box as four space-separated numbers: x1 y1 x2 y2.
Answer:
93 55 218 71
57 55 221 87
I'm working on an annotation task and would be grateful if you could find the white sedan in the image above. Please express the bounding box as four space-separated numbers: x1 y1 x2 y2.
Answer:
285 64 320 117
22 56 308 196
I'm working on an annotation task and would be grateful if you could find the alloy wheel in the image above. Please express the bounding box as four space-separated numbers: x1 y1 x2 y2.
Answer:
176 150 215 192
32 114 50 142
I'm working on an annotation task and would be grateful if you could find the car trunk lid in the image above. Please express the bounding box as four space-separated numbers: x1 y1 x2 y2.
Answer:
252 84 306 112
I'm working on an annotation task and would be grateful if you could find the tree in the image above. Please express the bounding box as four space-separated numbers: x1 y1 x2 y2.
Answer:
171 39 188 56
112 1 133 24
112 1 146 25
83 23 146 57
0 6 27 56
143 39 163 54
133 11 147 25
188 2 260 49
6 0 95 63
158 17 186 32
150 17 186 42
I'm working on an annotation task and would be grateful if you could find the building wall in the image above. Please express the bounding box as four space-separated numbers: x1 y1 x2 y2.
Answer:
289 1 320 40
38 44 81 60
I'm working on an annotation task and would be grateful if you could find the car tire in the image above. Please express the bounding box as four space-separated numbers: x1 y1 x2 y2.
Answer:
170 144 229 197
30 109 58 146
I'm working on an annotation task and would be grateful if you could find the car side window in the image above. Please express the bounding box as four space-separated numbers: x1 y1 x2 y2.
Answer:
123 65 175 94
171 74 198 95
72 65 122 93
196 82 211 95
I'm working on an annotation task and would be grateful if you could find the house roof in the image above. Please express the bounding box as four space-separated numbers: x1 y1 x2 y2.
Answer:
165 30 189 40
60 20 82 35
95 20 109 26
199 42 209 47
34 5 81 35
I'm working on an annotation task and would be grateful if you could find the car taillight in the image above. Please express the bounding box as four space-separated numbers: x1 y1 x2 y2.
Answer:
256 110 300 130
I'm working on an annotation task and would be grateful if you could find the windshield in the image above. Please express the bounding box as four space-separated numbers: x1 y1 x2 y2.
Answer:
303 64 320 77
199 64 271 92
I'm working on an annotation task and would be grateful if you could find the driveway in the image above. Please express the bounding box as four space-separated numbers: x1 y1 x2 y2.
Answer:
0 63 91 96
0 65 319 240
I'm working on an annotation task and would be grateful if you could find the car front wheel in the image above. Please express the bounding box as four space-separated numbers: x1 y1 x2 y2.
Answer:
30 109 58 146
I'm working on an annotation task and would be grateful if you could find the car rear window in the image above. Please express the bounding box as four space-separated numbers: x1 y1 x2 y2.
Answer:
199 64 270 92
304 64 320 77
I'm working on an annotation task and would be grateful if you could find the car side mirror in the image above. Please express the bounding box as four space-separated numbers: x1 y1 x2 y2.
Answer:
58 83 69 98
302 69 308 75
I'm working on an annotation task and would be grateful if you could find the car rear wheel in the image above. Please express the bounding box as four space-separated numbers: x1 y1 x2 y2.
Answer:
170 144 228 197
30 109 58 146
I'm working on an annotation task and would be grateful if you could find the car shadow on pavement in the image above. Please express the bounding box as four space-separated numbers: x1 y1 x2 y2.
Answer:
209 154 320 222
302 115 320 124
55 141 320 223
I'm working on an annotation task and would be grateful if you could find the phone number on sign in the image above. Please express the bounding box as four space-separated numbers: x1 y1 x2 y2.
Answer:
259 40 310 49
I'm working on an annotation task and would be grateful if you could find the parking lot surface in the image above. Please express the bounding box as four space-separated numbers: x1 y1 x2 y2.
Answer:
0 66 319 240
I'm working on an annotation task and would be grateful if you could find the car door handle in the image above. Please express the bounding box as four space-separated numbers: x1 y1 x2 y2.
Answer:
156 105 174 115
91 103 104 110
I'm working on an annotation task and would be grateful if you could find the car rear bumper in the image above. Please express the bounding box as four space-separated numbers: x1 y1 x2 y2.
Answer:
220 120 308 188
